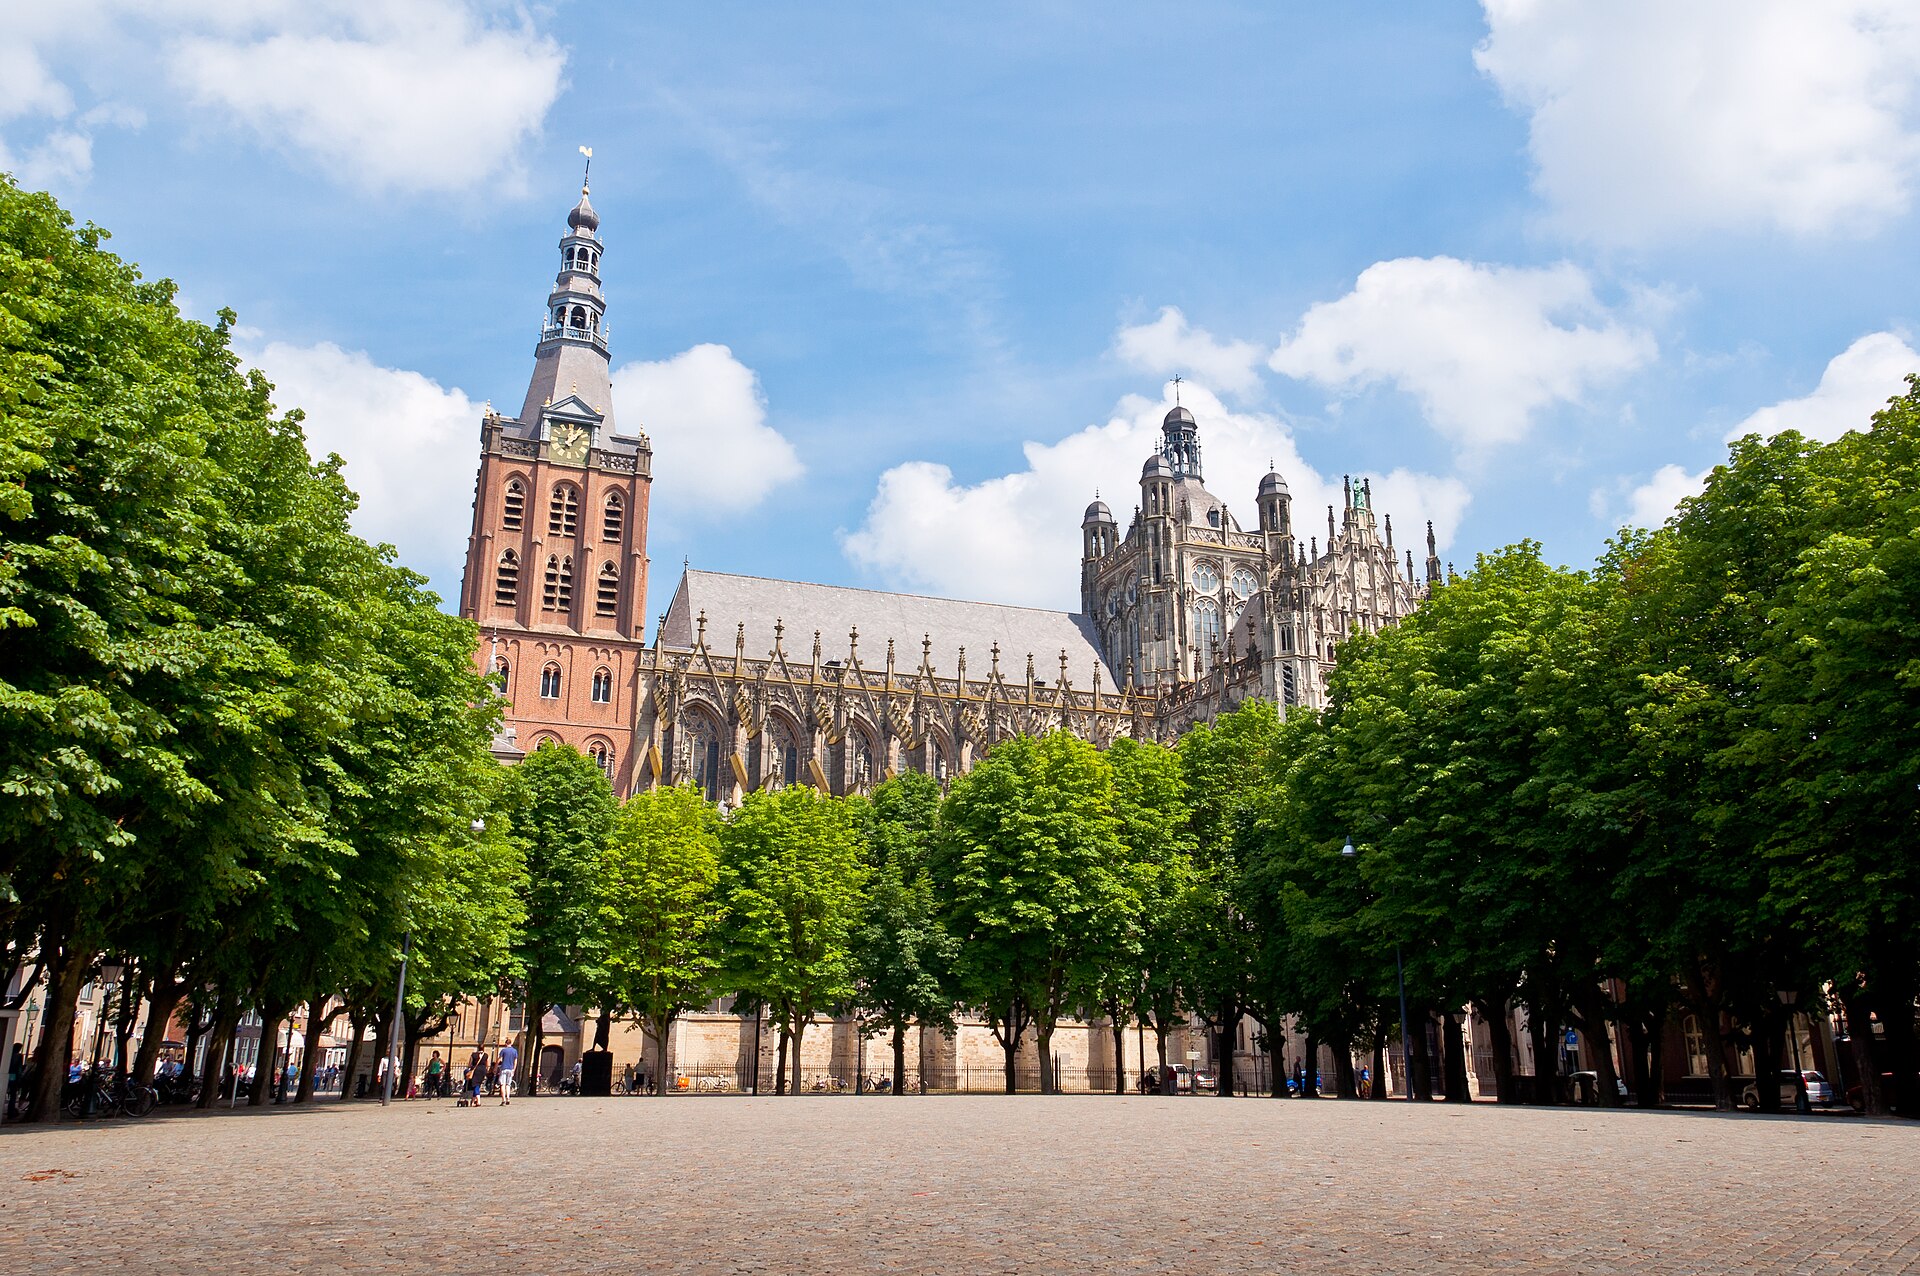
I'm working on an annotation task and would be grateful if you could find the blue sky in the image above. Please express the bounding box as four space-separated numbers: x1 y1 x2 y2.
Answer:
7 2 1919 618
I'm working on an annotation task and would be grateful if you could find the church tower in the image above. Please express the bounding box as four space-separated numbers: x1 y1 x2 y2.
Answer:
458 172 654 781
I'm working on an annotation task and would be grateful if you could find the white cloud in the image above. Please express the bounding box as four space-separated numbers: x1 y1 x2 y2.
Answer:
1269 256 1654 450
241 336 480 598
1726 332 1919 442
841 382 1468 610
0 2 565 197
1477 0 1920 242
1620 463 1708 531
1113 306 1266 397
611 343 803 514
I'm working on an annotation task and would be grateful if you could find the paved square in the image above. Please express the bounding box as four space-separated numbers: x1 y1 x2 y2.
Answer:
2 1096 1915 1273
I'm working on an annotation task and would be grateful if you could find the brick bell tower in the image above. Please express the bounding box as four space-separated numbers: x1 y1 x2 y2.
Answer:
459 164 653 781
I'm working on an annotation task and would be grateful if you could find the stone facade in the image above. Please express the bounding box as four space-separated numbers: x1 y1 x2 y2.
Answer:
453 183 1442 1089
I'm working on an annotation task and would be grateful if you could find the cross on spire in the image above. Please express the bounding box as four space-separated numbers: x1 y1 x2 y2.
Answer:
1171 374 1183 404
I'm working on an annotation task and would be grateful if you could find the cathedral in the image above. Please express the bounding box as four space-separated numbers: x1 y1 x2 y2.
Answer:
459 180 1440 801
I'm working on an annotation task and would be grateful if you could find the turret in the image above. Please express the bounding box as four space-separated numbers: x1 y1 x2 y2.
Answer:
1160 405 1202 480
1081 497 1116 561
1257 466 1291 545
1425 520 1442 585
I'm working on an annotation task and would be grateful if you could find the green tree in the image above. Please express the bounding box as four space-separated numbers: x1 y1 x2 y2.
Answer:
934 730 1127 1093
508 742 616 1091
721 785 867 1094
851 772 958 1093
602 783 725 1094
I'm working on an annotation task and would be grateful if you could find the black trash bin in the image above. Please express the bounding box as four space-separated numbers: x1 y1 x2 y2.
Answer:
580 1049 614 1097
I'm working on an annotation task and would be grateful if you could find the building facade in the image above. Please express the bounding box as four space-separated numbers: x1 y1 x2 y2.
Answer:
453 183 1440 1090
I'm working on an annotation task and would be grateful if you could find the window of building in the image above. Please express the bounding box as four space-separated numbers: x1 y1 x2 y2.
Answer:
1192 562 1220 594
493 657 509 689
508 1005 524 1033
587 740 612 776
1195 599 1222 658
1682 1014 1710 1078
1231 567 1259 599
540 663 561 699
591 667 612 704
603 492 623 541
542 555 573 612
596 562 618 617
502 479 525 530
1281 663 1297 706
495 550 520 607
549 484 579 536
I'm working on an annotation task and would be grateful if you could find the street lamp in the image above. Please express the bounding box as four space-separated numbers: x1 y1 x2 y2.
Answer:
386 815 487 1107
1778 988 1809 1113
86 958 124 1116
1342 839 1412 1103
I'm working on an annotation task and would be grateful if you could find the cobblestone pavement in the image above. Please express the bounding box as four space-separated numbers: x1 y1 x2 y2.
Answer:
2 1095 1915 1274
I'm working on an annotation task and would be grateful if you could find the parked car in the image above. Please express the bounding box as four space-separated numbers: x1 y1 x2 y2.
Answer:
1193 1069 1217 1093
1740 1069 1832 1110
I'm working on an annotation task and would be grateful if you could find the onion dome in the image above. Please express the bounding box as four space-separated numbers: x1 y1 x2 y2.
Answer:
568 187 599 233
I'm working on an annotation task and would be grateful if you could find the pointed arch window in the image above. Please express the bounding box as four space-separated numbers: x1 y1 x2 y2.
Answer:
494 550 519 606
549 485 579 536
502 479 525 531
539 663 562 699
603 491 623 542
596 562 619 617
587 739 613 776
543 555 573 611
493 656 510 690
591 666 612 704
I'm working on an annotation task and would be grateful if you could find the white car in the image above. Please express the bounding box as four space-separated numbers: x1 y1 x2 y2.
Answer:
1741 1069 1833 1110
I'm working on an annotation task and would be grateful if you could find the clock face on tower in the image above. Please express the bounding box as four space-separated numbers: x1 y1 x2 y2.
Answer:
550 421 592 463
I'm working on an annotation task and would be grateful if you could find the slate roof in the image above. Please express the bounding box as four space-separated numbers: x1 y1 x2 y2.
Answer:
660 570 1118 687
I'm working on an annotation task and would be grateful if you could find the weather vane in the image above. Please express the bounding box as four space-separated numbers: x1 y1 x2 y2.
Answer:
579 144 593 188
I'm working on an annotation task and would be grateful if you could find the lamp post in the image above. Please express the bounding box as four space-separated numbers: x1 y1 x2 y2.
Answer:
1778 988 1809 1113
87 958 124 1117
1343 838 1413 1102
384 816 487 1106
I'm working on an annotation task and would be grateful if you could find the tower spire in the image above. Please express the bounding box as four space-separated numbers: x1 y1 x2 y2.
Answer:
518 169 615 432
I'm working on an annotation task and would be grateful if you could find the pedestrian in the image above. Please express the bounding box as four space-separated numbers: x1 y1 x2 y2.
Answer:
497 1038 519 1105
622 1061 634 1095
424 1050 443 1098
464 1049 488 1107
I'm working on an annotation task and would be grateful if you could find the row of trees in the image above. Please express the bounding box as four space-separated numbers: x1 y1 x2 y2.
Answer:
0 180 525 1120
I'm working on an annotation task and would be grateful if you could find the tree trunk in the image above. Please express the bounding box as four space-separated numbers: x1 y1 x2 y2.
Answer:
1529 1013 1559 1106
196 1003 238 1110
1481 1001 1517 1103
790 1017 807 1093
249 995 290 1106
1302 1032 1319 1098
25 946 88 1123
1755 1013 1783 1113
891 1022 907 1096
1369 1032 1387 1101
774 1018 790 1096
182 1007 209 1087
295 996 329 1103
1216 1000 1237 1097
1109 1007 1126 1096
1001 1027 1019 1095
1036 1023 1055 1094
1576 982 1622 1108
524 999 546 1095
1332 1030 1357 1098
1838 986 1885 1116
1409 1017 1432 1102
1155 1027 1170 1094
1443 1012 1471 1102
131 979 184 1087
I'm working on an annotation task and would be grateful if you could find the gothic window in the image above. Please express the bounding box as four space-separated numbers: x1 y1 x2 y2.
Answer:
549 485 579 536
1195 599 1222 660
684 710 724 801
596 562 619 617
494 550 519 606
493 656 509 689
850 727 876 794
766 717 800 790
502 479 525 530
1281 663 1297 706
543 555 573 611
587 739 612 776
539 663 562 699
591 667 612 704
1192 562 1220 594
603 491 623 541
1230 567 1259 599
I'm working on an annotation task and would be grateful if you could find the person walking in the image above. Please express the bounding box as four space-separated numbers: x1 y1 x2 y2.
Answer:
424 1050 443 1099
497 1038 519 1105
464 1048 488 1107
